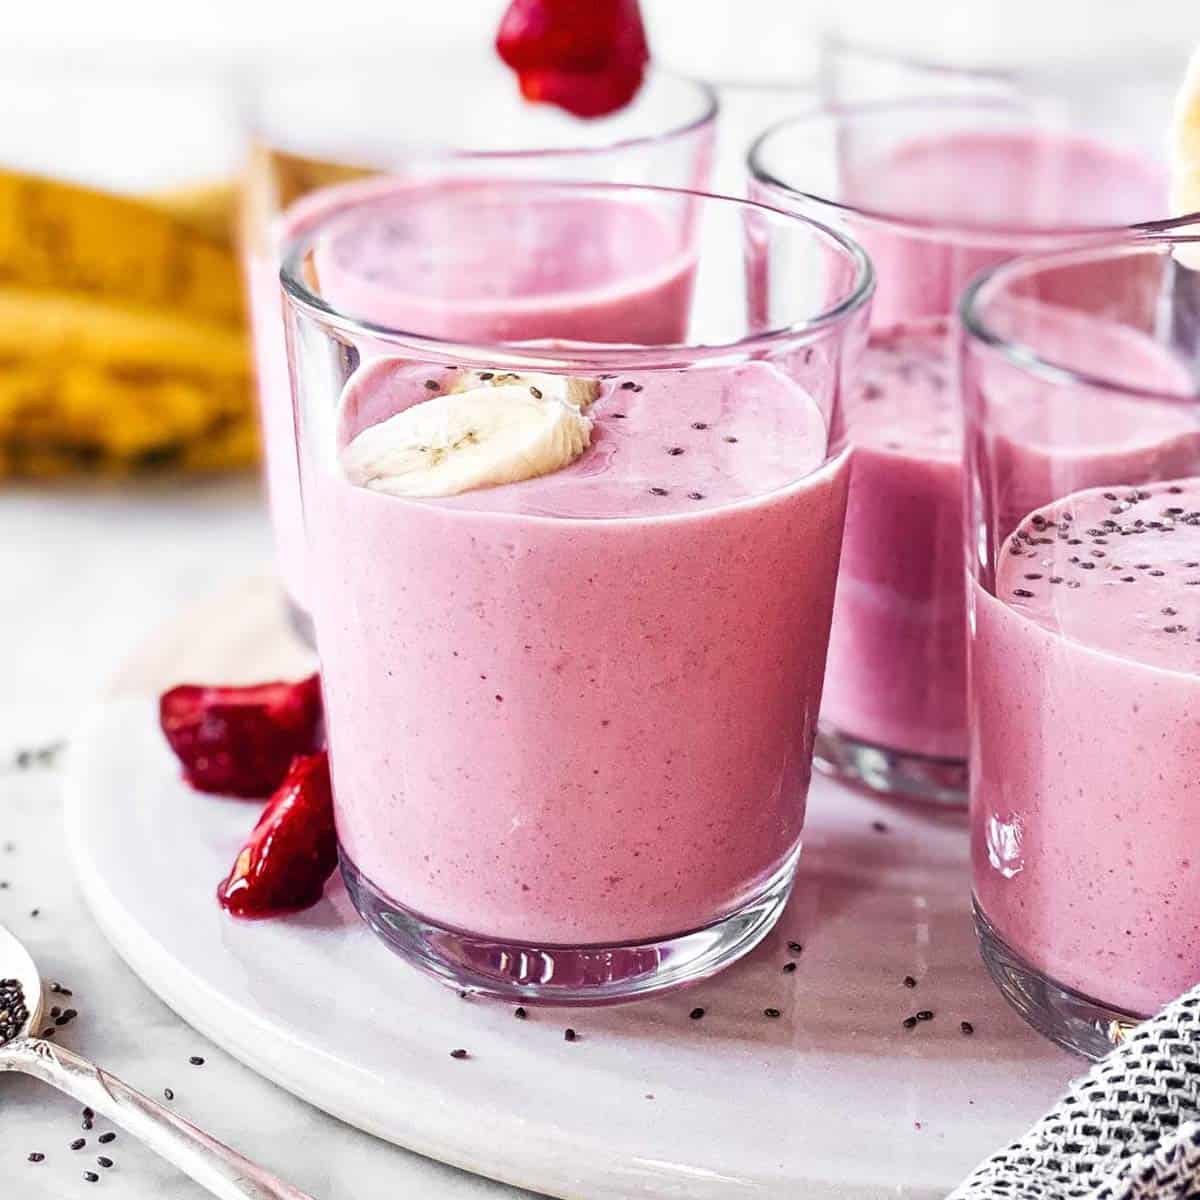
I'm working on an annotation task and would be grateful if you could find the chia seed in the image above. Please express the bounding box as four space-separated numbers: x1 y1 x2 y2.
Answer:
783 962 797 974
961 1021 975 1035
27 1152 44 1163
514 1007 527 1020
787 941 803 953
0 978 29 1043
666 447 685 456
97 1155 113 1168
763 1008 781 1019
163 1088 174 1101
98 1133 116 1145
903 976 917 989
689 1007 705 1020
449 1048 469 1059
903 1016 917 1029
189 1056 205 1066
691 422 709 430
71 1139 86 1151
564 1028 578 1042
916 1010 934 1021
83 1171 99 1182
648 487 668 497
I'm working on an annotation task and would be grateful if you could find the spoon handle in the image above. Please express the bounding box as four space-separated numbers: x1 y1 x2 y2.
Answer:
1 1037 316 1199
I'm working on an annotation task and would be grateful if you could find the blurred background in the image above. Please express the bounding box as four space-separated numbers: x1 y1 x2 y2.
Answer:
3 0 1196 750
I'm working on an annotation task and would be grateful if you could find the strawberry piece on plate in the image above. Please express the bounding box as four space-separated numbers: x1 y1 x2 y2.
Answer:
217 752 338 918
160 674 323 798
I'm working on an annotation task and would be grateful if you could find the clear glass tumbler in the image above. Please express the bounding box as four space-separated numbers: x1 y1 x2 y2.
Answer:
240 55 718 645
281 179 872 1003
747 96 1169 806
962 228 1200 1058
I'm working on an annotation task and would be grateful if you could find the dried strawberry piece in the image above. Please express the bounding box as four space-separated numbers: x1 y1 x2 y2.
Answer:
160 674 323 798
496 0 649 118
217 752 338 919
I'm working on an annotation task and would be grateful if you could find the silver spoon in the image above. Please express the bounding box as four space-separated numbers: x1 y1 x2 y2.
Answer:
0 924 315 1199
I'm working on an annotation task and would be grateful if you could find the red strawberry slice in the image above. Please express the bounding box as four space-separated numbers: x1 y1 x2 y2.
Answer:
160 674 323 798
496 0 649 118
217 752 338 919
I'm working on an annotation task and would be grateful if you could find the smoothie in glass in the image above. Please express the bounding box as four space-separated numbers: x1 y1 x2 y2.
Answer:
282 182 872 1002
972 478 1200 1018
963 235 1200 1057
750 102 1167 802
243 64 717 635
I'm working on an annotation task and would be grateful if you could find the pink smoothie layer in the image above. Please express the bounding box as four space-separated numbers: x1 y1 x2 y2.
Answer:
848 129 1165 328
972 479 1200 1015
823 305 1193 761
309 359 848 945
820 318 967 759
822 123 1165 764
249 179 693 612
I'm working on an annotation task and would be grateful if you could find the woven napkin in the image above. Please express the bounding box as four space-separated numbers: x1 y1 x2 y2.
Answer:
951 988 1200 1200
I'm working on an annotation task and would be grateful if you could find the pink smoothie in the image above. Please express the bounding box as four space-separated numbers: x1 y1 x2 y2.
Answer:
821 130 1165 764
972 478 1200 1015
308 359 849 945
250 179 693 614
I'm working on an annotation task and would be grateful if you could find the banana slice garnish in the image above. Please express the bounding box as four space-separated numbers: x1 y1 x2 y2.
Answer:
342 372 598 498
1169 44 1200 268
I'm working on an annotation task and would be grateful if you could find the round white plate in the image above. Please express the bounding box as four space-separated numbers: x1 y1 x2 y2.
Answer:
64 577 1078 1199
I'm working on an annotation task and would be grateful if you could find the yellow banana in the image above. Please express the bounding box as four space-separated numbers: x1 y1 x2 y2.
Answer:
0 286 256 478
148 178 242 248
0 167 244 326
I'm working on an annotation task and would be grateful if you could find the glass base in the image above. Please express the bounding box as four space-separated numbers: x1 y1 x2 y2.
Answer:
341 844 800 1006
284 595 316 649
974 900 1142 1060
814 725 967 808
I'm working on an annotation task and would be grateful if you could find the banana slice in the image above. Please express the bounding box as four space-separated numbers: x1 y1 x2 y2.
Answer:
342 378 594 498
1169 43 1200 267
451 369 600 412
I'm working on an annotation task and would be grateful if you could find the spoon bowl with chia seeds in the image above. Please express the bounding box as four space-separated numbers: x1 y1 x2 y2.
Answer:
0 924 314 1199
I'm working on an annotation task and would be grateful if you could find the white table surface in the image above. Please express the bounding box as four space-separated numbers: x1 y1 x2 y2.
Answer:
0 477 541 1199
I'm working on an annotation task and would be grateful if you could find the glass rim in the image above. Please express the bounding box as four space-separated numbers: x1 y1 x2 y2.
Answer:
818 30 1016 82
959 224 1200 404
746 95 1170 242
279 179 876 372
245 66 719 163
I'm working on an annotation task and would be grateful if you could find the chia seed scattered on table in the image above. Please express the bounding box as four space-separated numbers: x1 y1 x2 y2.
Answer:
0 977 29 1042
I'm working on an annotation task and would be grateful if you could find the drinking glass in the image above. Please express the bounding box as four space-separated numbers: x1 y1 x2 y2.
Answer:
240 54 718 644
962 229 1200 1057
281 179 872 1003
747 96 1169 806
